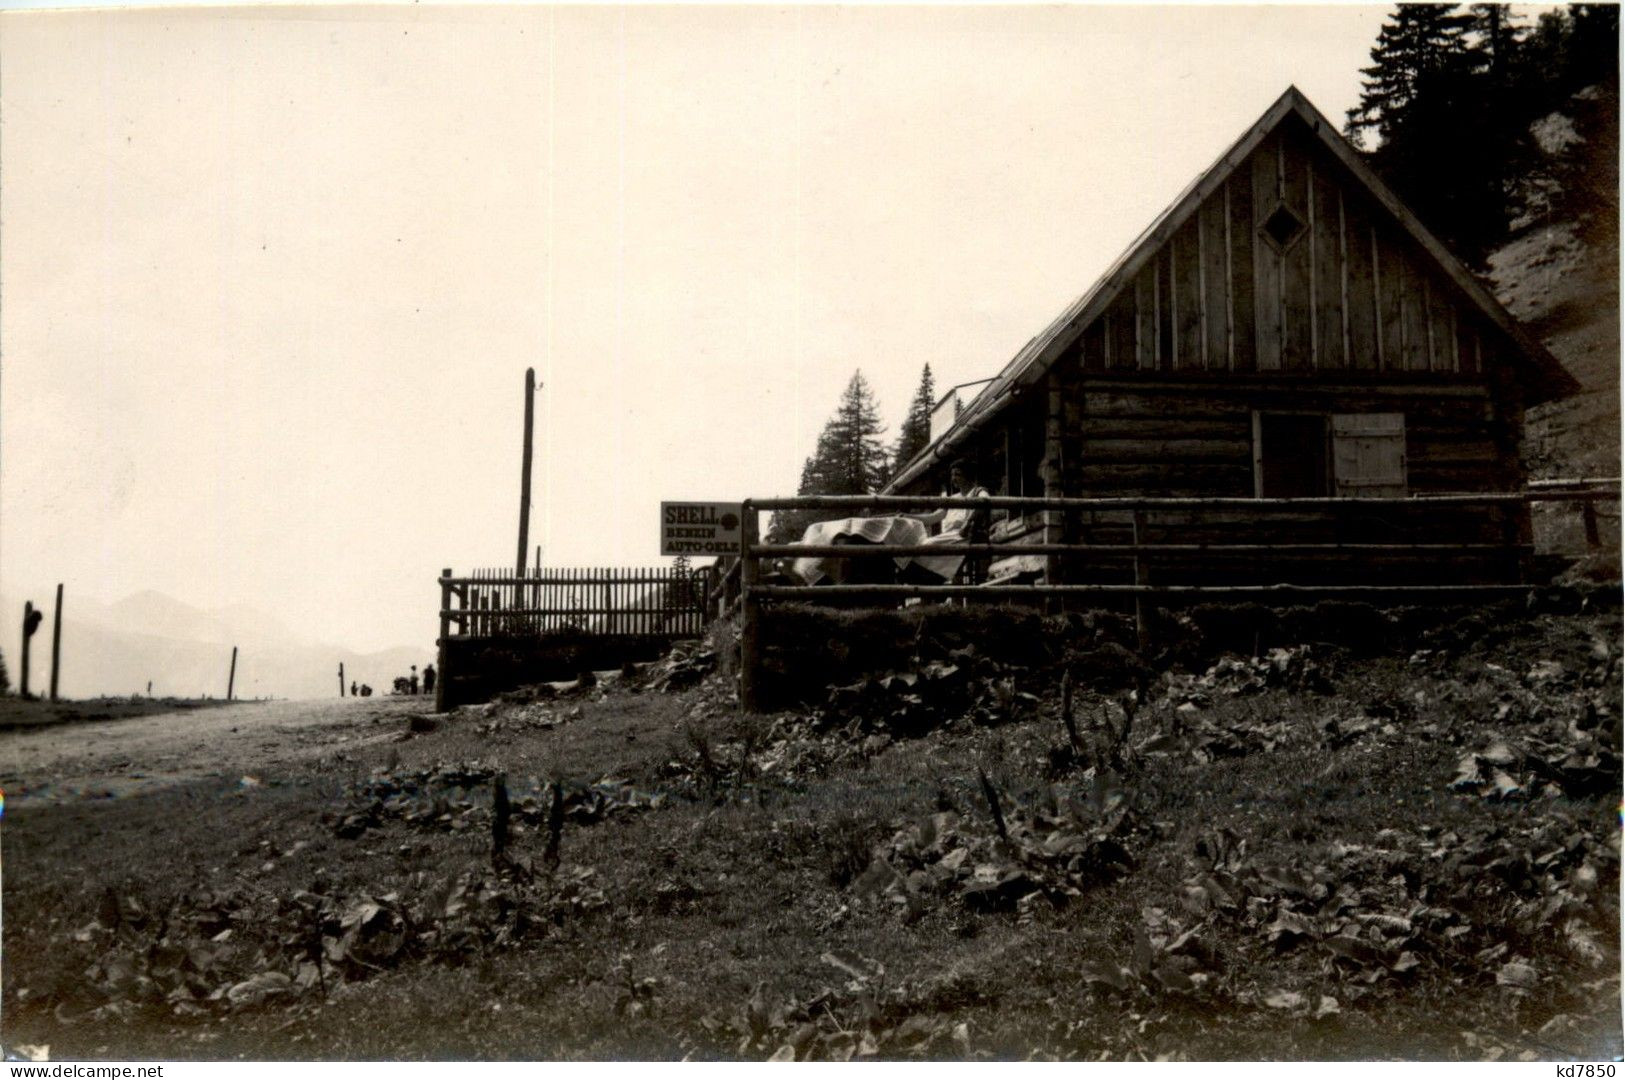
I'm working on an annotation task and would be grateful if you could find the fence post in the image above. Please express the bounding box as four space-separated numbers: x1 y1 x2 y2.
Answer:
436 569 451 712
49 583 64 702
1583 497 1601 548
20 600 38 698
1132 510 1150 652
739 501 761 712
1042 382 1065 611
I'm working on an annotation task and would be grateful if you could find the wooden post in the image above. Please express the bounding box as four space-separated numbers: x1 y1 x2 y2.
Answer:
436 568 451 712
20 600 39 698
739 501 761 712
1042 379 1065 611
1583 498 1601 548
517 368 537 578
49 583 63 702
338 661 346 697
1132 510 1150 652
227 646 238 701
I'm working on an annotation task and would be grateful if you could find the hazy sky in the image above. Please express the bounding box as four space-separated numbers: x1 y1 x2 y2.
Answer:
1 4 1392 654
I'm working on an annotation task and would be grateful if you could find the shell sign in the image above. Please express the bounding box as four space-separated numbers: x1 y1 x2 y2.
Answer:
659 502 743 556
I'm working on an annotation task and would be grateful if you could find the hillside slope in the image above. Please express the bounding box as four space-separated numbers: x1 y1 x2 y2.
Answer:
2 597 1619 1060
1493 222 1620 481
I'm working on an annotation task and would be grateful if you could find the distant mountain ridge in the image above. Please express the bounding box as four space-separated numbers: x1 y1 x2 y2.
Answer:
0 590 430 702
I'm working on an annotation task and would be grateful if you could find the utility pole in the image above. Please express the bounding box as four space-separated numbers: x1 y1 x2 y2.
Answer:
516 367 538 577
49 584 64 702
227 646 238 701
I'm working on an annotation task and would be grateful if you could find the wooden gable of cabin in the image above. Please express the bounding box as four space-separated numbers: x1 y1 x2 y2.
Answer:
1069 109 1505 384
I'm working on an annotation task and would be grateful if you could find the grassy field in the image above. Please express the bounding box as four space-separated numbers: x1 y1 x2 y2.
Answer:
1 596 1619 1061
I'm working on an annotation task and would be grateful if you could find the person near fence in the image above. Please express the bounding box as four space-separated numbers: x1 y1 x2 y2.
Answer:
350 680 358 697
900 459 992 584
409 665 420 696
423 664 436 696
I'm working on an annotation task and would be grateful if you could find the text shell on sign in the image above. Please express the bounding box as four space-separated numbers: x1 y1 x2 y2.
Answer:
659 501 743 557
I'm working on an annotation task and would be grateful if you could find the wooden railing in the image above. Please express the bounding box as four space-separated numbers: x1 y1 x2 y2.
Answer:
734 482 1619 711
1530 477 1622 548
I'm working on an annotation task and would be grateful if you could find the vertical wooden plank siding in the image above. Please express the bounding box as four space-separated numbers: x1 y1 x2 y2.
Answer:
1399 250 1428 371
1083 319 1105 370
1111 291 1137 370
1428 278 1457 373
1458 317 1479 375
1201 193 1228 370
1307 159 1318 368
1174 220 1202 369
1196 203 1209 368
1156 249 1173 369
1251 140 1282 371
1223 181 1236 368
1228 170 1256 371
1313 164 1343 370
1169 235 1180 370
1280 131 1313 371
1449 297 1466 375
1345 196 1378 370
1423 278 1438 371
1338 189 1352 367
1376 227 1403 371
1135 267 1155 369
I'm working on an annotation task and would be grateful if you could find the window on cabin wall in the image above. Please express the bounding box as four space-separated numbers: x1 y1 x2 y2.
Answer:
1000 401 1045 498
1330 413 1407 497
1252 411 1407 498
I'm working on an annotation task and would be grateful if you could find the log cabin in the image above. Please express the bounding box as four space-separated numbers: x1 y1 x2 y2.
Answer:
885 87 1579 588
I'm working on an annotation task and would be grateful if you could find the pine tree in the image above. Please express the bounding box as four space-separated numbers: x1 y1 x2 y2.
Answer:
1565 5 1618 94
769 370 889 542
663 553 699 621
1346 4 1508 268
891 363 936 477
1346 4 1476 137
825 370 891 494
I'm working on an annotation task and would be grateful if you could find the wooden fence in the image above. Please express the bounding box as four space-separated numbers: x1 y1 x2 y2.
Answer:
434 564 715 710
734 482 1620 711
440 565 715 639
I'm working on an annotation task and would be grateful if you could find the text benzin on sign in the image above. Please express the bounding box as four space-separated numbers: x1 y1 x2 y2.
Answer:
659 502 743 556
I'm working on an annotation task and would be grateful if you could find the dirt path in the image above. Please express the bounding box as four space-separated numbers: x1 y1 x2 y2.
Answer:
0 695 435 809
